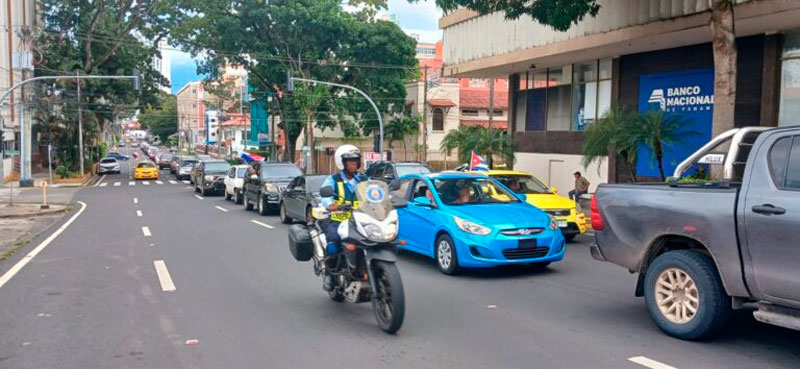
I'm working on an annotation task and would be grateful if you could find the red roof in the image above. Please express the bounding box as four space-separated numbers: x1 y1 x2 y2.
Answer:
428 99 456 107
459 89 508 109
460 119 508 130
221 113 250 127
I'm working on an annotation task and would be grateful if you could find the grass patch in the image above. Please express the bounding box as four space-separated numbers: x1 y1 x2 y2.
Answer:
0 236 31 261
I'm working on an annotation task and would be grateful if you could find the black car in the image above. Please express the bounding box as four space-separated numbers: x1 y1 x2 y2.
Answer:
106 152 130 161
193 160 231 196
365 161 432 183
243 162 303 215
279 174 327 224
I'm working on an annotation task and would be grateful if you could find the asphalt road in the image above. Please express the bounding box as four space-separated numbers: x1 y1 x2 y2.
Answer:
0 147 798 369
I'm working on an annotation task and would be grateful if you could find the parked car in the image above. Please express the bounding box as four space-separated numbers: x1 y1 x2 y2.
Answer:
197 154 212 161
193 160 231 196
157 153 174 169
472 170 587 241
118 140 125 147
131 141 140 148
396 172 565 274
243 162 303 215
106 152 130 161
98 157 121 174
278 174 327 224
147 147 159 160
366 161 432 183
224 164 250 203
176 160 196 181
133 161 159 180
590 126 800 340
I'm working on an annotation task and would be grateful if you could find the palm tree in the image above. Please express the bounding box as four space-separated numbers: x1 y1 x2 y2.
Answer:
582 102 639 182
385 115 420 161
631 109 699 181
440 125 514 168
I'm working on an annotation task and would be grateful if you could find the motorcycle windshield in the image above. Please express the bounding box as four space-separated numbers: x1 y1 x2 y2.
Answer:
355 180 393 221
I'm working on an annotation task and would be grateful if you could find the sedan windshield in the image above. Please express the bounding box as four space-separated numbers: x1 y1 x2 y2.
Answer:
205 162 231 172
434 178 521 205
137 162 156 168
396 164 431 177
493 175 552 195
100 158 116 164
261 164 302 178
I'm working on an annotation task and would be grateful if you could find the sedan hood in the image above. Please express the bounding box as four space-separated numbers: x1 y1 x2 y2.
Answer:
447 202 550 227
524 194 575 210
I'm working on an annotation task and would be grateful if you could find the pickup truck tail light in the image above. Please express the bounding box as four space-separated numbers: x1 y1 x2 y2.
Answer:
590 194 605 231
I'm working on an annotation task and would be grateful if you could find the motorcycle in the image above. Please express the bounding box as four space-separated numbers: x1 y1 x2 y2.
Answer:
288 180 407 334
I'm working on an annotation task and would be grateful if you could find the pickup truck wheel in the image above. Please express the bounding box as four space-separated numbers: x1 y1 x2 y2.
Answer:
257 195 269 216
279 202 292 224
644 250 731 340
234 190 243 204
435 234 459 275
244 192 254 211
564 234 577 242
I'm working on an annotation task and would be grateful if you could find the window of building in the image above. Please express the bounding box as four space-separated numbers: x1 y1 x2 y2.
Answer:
469 79 487 88
461 109 479 116
779 31 800 127
490 109 504 116
432 108 444 131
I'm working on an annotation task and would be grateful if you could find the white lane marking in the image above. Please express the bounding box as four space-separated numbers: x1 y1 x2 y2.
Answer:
628 357 677 369
93 175 106 187
136 210 143 217
0 201 88 289
142 181 150 185
215 206 228 213
182 180 189 184
155 180 163 185
250 219 274 229
168 180 177 184
129 181 135 186
153 260 176 292
133 197 138 204
99 182 108 187
142 226 152 237
194 194 204 200
113 182 121 187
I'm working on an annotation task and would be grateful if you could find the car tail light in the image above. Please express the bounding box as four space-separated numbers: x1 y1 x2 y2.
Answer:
590 194 604 231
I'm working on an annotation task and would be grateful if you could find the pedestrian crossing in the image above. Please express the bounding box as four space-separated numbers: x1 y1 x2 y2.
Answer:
93 178 197 189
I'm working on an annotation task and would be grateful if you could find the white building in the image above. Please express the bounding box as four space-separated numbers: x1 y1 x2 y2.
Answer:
153 39 172 94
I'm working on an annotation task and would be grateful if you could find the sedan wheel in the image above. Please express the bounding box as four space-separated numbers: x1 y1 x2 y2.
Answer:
279 202 292 224
257 195 269 216
435 234 459 275
235 190 243 204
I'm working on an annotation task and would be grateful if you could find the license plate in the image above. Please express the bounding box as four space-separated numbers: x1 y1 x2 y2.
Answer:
557 221 568 228
518 239 537 248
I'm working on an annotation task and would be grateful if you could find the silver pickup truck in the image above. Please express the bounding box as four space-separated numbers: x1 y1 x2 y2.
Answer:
591 126 800 340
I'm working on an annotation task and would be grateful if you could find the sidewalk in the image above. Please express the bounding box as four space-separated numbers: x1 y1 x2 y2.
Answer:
0 171 90 205
0 204 72 260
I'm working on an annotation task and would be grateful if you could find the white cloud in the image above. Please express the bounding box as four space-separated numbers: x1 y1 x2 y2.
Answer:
403 29 443 43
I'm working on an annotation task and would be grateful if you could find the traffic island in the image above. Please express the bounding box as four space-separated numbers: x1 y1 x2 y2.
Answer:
0 204 71 261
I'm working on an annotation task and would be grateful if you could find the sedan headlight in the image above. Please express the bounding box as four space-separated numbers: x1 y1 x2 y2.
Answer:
204 175 214 181
454 216 491 236
264 183 278 192
549 216 558 230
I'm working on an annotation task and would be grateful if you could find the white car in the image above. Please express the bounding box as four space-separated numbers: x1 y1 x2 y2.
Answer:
224 164 249 204
98 157 121 174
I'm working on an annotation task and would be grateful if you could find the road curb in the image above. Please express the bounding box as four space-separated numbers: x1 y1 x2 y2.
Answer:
0 204 70 219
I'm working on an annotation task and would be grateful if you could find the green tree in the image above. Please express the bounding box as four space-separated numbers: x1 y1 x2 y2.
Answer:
631 110 698 181
581 103 639 182
139 94 178 142
171 0 417 168
440 126 514 168
428 0 600 31
385 115 421 161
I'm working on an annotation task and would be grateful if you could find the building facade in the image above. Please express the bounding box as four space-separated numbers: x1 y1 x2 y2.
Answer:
176 82 218 149
440 0 800 193
153 39 172 94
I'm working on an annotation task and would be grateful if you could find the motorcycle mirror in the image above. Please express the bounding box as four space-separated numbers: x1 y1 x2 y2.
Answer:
388 180 401 191
391 197 408 208
319 186 334 197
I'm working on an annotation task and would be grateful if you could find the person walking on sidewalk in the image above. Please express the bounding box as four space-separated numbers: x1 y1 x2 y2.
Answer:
569 171 590 203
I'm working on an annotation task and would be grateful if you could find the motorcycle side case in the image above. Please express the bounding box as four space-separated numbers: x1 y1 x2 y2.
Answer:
288 224 313 262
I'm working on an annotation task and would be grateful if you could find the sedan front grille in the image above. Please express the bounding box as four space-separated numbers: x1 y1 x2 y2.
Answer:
545 209 571 217
500 228 544 236
502 247 550 260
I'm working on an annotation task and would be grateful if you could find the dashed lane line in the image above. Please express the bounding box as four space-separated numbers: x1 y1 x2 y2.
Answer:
215 206 228 213
153 260 176 292
628 357 677 369
0 201 88 289
133 197 138 204
136 210 143 217
194 195 204 200
142 226 152 237
250 219 274 229
155 180 163 185
113 182 121 187
99 182 108 187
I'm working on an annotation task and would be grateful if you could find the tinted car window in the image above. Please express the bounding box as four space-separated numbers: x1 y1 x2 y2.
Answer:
785 136 800 189
395 164 431 177
769 136 791 188
370 163 385 177
205 162 231 172
137 162 156 168
100 158 116 164
306 175 327 193
260 164 303 178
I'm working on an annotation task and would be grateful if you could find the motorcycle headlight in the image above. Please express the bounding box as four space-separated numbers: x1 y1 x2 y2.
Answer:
454 216 491 236
265 183 278 192
549 216 558 230
204 175 214 181
361 219 397 243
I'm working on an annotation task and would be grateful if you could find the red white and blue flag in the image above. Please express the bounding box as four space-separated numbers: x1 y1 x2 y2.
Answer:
240 151 265 163
469 151 489 171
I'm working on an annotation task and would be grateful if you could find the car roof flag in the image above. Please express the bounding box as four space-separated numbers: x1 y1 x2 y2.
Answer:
470 151 489 171
240 151 265 163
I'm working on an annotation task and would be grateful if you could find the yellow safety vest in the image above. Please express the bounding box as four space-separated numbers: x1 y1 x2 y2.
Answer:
331 179 360 221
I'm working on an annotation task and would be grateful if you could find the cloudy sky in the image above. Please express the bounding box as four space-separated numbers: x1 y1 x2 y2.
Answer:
167 0 442 94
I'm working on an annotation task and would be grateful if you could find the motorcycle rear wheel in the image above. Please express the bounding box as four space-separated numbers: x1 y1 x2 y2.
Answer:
371 261 405 334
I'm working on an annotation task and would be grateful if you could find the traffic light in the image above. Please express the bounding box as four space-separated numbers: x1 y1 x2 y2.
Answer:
133 69 141 91
373 132 381 153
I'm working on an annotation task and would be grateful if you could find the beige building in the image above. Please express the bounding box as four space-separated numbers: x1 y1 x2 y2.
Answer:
176 82 219 149
440 0 800 193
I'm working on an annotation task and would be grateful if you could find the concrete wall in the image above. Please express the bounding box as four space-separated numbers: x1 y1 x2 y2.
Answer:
514 152 607 195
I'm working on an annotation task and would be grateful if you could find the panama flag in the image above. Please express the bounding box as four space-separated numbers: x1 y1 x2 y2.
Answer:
240 151 265 163
469 151 489 171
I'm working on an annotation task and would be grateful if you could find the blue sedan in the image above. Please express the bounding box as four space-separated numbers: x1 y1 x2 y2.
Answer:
396 172 565 274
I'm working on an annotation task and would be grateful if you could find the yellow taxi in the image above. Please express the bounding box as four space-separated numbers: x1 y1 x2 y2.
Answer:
133 161 159 180
471 170 587 241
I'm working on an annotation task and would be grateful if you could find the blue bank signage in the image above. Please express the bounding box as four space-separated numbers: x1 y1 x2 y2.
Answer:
637 68 714 177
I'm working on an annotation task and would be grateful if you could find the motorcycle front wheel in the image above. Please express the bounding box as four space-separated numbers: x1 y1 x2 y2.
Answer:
371 261 405 334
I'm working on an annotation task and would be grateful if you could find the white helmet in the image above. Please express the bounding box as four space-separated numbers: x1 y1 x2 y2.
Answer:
334 144 361 171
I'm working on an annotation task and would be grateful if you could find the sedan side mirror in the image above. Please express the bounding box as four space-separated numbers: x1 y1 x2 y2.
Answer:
413 196 433 207
319 186 334 198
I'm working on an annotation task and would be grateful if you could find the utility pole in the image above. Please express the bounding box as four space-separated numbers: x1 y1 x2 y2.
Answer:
77 71 85 177
421 66 429 164
488 78 495 168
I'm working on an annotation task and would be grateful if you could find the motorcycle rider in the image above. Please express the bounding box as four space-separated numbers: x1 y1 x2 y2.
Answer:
319 145 369 291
